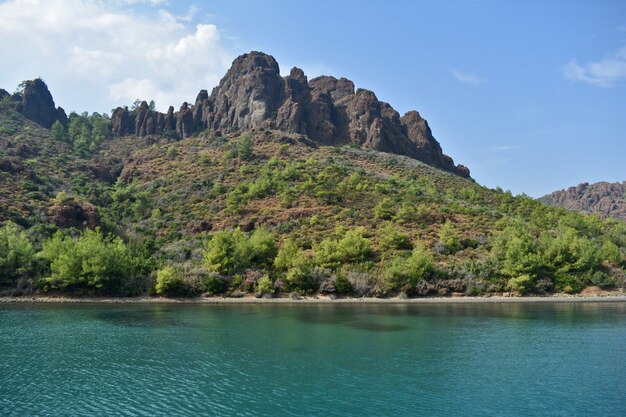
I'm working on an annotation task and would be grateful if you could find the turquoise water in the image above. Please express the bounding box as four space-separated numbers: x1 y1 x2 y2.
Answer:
0 302 624 416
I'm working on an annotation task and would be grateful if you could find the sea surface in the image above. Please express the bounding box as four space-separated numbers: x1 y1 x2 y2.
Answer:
0 301 624 416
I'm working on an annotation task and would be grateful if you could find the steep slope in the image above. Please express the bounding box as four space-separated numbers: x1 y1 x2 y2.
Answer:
540 181 626 221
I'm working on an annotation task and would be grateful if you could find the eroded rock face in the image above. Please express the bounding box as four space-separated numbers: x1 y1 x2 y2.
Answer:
111 107 130 136
16 79 67 128
49 199 101 229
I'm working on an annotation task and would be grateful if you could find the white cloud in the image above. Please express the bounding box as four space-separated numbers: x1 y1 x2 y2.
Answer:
451 69 486 86
491 145 521 152
0 0 234 112
564 46 626 87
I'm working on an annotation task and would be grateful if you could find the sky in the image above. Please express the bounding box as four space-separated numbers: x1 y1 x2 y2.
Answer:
0 0 625 197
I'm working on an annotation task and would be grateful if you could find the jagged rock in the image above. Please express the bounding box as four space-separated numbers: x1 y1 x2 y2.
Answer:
49 199 101 229
207 51 284 131
176 102 193 138
18 79 64 128
111 107 130 136
56 107 68 127
193 90 210 132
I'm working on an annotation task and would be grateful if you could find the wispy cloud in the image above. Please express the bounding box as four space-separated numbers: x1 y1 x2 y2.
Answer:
563 45 626 87
491 145 521 152
451 69 486 86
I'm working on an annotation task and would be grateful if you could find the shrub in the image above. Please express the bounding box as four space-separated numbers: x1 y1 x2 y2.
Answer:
204 274 225 295
256 275 273 295
506 274 534 295
274 239 301 271
374 197 396 220
155 265 184 296
378 224 412 251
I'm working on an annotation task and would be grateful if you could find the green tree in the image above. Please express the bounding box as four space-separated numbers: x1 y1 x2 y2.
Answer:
438 220 462 253
0 222 35 286
374 197 396 220
155 265 184 296
50 120 68 142
383 246 433 290
249 227 277 267
238 134 253 161
203 229 254 275
39 229 135 293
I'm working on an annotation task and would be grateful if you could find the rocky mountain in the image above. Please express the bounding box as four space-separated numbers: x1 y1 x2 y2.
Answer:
3 51 469 178
540 181 626 221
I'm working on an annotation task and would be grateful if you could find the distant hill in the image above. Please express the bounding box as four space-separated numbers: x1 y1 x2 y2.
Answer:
540 182 626 221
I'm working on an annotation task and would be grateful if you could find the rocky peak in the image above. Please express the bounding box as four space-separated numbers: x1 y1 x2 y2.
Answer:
14 78 67 128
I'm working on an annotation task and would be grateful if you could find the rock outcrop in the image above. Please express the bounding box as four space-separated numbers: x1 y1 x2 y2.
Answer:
3 53 470 177
191 51 469 177
540 181 626 221
13 79 67 128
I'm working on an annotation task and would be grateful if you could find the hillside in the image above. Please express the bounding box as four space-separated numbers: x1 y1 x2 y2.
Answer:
1 52 625 298
540 181 626 221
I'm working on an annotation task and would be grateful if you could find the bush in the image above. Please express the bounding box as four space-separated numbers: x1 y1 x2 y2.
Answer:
204 274 225 294
155 265 184 296
378 224 412 251
374 197 396 220
507 274 534 295
256 275 273 295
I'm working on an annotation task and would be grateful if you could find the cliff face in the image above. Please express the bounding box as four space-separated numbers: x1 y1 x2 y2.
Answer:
540 181 626 221
2 51 470 178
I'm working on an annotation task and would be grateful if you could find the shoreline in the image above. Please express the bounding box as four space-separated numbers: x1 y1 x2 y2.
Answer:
1 292 625 305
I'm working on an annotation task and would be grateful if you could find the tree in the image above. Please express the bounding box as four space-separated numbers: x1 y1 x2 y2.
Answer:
155 265 184 295
50 121 68 142
383 246 433 290
203 229 255 275
39 229 136 293
0 222 35 286
438 220 462 253
374 197 396 220
238 135 253 161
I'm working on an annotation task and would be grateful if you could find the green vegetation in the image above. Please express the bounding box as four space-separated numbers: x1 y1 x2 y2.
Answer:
0 104 625 297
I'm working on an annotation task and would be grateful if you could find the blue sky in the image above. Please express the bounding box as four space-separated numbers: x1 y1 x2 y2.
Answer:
1 0 625 197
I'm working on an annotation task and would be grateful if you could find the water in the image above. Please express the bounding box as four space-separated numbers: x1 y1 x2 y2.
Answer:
0 302 624 416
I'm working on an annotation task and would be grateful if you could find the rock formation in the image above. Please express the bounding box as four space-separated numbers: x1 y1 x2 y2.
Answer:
12 79 67 128
540 181 626 221
2 53 470 177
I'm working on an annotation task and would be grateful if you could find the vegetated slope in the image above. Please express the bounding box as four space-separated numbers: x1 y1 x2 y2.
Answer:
540 181 626 221
1 52 625 298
